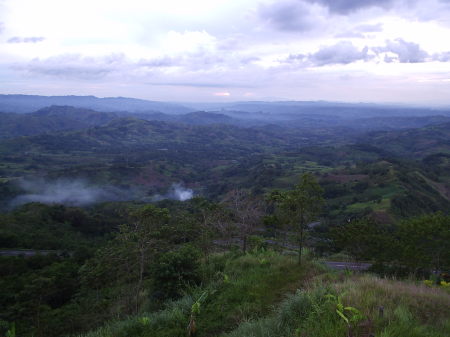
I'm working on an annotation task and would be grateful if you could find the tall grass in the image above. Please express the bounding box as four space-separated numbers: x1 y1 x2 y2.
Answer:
195 250 319 335
224 274 450 337
224 285 346 337
75 250 319 337
75 255 450 337
75 294 195 337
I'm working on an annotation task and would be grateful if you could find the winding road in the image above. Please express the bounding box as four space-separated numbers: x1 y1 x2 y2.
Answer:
323 261 372 271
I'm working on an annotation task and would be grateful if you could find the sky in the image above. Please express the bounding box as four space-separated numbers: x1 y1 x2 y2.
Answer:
1 0 450 105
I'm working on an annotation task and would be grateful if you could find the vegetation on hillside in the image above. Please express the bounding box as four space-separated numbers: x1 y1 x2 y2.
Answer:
1 104 449 336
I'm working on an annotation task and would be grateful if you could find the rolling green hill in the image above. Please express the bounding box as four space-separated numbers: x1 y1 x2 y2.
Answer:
0 106 117 139
364 122 450 158
1 118 449 219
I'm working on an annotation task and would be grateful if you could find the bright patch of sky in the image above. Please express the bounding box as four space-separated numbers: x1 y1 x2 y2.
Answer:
1 0 450 105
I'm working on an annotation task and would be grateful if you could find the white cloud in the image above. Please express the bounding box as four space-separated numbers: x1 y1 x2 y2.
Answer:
375 39 429 63
309 0 395 14
310 41 371 65
1 0 450 103
163 30 217 54
259 1 327 32
7 36 45 43
14 53 127 80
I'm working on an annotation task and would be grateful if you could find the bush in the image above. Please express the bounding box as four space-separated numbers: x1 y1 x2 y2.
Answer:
151 244 201 299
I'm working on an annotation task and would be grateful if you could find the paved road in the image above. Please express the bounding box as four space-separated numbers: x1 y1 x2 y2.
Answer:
324 261 372 271
0 250 56 257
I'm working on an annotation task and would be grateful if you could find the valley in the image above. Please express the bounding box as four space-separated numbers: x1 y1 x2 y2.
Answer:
0 96 449 337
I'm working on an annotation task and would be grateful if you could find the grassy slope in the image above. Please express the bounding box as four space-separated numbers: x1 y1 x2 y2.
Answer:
74 251 322 337
225 274 450 337
75 252 450 337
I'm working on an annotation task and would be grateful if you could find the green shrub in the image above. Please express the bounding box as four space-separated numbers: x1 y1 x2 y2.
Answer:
151 244 201 299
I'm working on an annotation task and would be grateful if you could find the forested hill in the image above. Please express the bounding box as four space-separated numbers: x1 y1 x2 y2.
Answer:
363 122 450 158
0 107 249 140
0 106 117 139
0 114 449 219
0 117 355 155
2 113 450 158
2 103 450 141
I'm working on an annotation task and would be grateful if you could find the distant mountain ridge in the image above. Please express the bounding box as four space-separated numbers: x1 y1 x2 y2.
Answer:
0 106 251 139
3 94 450 118
2 111 450 158
223 102 450 119
0 117 289 154
133 110 249 126
0 106 117 139
0 94 193 114
2 103 450 140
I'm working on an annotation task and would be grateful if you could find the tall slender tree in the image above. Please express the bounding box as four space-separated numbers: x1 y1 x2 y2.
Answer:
222 189 263 253
272 173 324 265
80 205 169 314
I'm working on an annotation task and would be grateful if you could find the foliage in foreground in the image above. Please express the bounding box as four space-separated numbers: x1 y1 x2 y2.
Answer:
75 252 450 337
76 250 320 337
333 213 450 274
224 274 450 337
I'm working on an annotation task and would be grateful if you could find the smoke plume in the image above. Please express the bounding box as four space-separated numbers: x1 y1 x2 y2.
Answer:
11 178 130 207
152 183 194 202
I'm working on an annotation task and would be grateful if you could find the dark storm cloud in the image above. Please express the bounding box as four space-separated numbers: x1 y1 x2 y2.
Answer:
375 39 428 63
8 36 45 43
309 0 395 14
259 0 321 31
309 41 370 65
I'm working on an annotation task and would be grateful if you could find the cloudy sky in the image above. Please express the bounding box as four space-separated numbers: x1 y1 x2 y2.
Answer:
1 0 450 104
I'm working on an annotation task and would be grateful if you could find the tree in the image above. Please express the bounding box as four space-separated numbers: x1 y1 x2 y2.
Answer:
332 217 393 263
271 173 324 265
397 212 450 275
151 244 201 299
189 197 229 259
80 205 169 315
222 189 263 253
125 205 170 313
333 213 450 277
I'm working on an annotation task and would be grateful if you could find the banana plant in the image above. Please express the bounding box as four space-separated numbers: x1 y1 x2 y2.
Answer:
187 292 208 337
326 294 364 335
5 323 15 337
